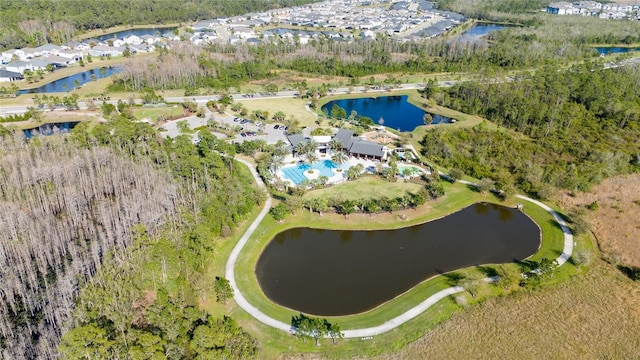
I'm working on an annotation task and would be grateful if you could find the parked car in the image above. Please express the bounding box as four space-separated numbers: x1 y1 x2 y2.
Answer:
274 124 280 129
240 133 247 137
256 121 262 126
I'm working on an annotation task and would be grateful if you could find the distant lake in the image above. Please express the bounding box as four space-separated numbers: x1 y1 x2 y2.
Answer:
96 27 176 41
457 23 510 41
322 95 449 131
18 67 121 94
256 203 540 316
23 121 79 139
595 46 640 55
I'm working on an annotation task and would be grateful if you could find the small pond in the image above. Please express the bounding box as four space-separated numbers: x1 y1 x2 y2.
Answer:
595 46 640 55
323 95 445 131
457 23 510 41
96 27 176 41
18 67 121 94
256 203 540 316
23 121 79 139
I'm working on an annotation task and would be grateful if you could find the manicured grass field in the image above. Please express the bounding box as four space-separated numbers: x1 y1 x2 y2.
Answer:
130 106 185 122
237 96 318 127
304 177 423 201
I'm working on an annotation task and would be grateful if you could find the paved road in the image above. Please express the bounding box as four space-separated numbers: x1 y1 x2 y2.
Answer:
226 164 575 339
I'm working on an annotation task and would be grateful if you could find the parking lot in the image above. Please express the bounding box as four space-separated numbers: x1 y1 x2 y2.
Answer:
157 112 290 146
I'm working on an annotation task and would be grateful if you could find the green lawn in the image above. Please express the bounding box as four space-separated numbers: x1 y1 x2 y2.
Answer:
130 106 185 122
304 177 423 201
237 97 318 127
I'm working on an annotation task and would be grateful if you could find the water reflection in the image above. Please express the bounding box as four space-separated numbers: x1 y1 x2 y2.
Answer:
256 203 540 315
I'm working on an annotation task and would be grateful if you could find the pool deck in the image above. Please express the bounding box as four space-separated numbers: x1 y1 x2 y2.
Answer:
276 153 378 186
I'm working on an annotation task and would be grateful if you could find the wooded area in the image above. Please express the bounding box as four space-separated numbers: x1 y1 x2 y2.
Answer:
0 134 178 358
421 64 640 198
0 113 262 358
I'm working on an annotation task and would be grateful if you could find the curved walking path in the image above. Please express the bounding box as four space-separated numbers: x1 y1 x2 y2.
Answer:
225 163 575 338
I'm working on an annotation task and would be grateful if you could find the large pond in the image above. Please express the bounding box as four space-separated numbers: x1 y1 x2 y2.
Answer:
322 95 449 131
96 27 176 41
256 203 540 316
18 67 121 94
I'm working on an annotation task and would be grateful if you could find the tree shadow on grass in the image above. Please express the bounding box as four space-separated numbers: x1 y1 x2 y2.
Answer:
477 265 499 278
441 271 465 286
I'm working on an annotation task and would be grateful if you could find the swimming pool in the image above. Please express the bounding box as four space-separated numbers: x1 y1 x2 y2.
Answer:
397 164 426 177
281 160 346 185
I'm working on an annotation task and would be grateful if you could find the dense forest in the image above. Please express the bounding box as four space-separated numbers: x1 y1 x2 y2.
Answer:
420 64 640 198
0 0 317 49
0 114 263 358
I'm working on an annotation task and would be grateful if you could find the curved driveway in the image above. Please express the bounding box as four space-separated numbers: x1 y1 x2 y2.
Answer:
225 162 575 338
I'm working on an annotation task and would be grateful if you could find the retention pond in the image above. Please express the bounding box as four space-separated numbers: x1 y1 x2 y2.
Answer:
256 203 540 316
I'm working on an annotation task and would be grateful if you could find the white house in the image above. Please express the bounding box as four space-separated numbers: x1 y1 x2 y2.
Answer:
35 44 62 57
56 50 83 61
89 45 125 57
122 35 143 45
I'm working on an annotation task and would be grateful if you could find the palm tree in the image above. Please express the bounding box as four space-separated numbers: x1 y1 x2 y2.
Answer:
293 142 307 160
328 138 342 154
304 139 318 155
269 155 284 172
305 152 318 167
332 151 348 166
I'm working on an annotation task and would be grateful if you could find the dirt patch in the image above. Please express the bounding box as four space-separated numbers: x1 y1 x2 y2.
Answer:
557 173 640 267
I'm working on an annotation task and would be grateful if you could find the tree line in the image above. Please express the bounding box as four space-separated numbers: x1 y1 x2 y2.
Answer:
421 63 640 198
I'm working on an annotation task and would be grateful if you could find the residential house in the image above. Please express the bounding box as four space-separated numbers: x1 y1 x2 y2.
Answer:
89 45 125 57
122 35 143 45
20 48 40 60
5 59 50 73
0 69 23 82
57 49 83 61
35 44 62 57
140 34 157 45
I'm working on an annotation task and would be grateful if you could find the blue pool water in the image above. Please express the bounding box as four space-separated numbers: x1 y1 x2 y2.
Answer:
281 160 346 185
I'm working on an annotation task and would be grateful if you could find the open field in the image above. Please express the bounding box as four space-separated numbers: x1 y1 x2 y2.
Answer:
371 259 640 360
557 173 640 267
304 177 423 201
237 97 318 127
130 106 185 122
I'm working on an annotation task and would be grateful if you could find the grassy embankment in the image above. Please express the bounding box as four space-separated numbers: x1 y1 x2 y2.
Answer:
205 171 577 359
